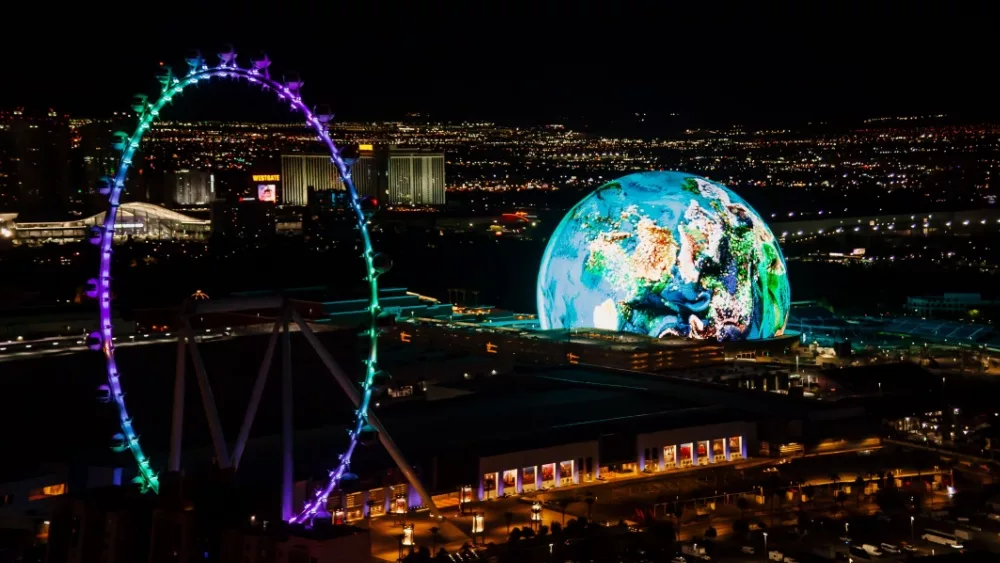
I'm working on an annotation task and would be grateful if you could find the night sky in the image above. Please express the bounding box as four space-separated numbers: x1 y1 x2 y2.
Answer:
4 4 997 124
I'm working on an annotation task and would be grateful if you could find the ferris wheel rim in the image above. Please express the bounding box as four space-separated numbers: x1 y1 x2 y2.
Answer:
93 57 382 524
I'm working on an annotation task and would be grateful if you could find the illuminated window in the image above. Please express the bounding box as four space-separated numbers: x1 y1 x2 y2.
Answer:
28 483 67 501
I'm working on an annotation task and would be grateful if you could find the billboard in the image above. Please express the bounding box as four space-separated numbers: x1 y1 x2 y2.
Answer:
257 184 277 203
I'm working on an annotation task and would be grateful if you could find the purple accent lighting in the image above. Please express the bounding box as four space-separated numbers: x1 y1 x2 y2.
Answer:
95 60 382 521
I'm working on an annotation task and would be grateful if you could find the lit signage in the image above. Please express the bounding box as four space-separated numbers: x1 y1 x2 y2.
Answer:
252 174 280 182
567 352 580 364
358 144 374 152
257 184 277 203
399 331 412 343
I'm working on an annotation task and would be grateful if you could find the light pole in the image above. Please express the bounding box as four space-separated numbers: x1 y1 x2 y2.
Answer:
763 531 768 554
472 512 485 546
402 523 414 547
910 516 915 540
531 502 543 530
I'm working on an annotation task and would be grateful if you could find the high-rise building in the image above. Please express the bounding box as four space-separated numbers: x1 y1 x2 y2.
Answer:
280 154 341 206
281 146 445 206
386 148 445 206
165 170 214 206
349 153 380 199
0 108 72 215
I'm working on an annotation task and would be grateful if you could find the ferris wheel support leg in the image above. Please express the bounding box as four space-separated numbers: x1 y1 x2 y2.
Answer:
366 408 441 519
281 304 294 522
169 335 187 473
289 309 441 519
232 316 282 469
181 319 232 470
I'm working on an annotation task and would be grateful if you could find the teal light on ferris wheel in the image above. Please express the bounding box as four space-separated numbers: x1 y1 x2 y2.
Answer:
92 50 382 522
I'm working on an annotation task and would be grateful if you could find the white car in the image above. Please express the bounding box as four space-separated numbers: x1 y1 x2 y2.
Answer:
880 543 900 554
741 546 755 554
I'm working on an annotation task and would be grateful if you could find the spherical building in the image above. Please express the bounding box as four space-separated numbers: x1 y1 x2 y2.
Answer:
537 171 790 342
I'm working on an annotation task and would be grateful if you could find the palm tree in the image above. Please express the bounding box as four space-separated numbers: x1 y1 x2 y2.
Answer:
828 472 840 493
584 492 596 520
556 497 574 526
854 475 866 506
673 502 684 541
737 497 750 520
429 526 441 555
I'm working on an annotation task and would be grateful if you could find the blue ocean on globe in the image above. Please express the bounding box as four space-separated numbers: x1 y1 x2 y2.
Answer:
537 171 791 342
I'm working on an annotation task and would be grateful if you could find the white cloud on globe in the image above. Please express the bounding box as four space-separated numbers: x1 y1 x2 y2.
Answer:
593 299 619 330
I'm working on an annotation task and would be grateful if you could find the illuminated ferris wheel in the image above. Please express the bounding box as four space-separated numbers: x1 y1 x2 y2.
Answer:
88 47 435 523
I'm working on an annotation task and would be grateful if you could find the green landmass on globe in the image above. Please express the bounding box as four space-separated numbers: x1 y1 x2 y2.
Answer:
537 171 791 342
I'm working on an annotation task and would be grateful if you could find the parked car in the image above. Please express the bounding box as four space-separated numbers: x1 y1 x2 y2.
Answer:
741 546 755 554
861 544 883 557
880 543 900 554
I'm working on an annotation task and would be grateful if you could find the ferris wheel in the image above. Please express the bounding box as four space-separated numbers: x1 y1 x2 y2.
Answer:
88 47 436 523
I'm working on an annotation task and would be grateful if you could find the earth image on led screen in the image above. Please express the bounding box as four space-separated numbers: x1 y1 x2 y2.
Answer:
537 171 791 341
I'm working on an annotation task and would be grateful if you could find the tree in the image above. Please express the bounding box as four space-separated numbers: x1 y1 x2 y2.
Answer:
428 526 441 555
673 503 684 541
584 492 596 521
737 497 750 520
551 522 562 536
556 497 574 526
854 475 866 506
521 527 535 540
835 490 848 508
504 511 514 534
705 526 717 540
733 519 749 534
828 472 840 492
537 525 549 537
508 527 522 542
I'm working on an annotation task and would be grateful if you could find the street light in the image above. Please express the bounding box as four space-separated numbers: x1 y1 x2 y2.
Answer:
472 512 485 545
402 523 414 547
531 501 543 529
763 531 768 554
910 516 915 540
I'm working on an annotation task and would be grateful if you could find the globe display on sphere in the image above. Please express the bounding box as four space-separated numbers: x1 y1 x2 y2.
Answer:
537 171 791 341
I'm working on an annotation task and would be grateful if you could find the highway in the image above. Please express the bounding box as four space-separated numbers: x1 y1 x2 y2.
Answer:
0 327 248 363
